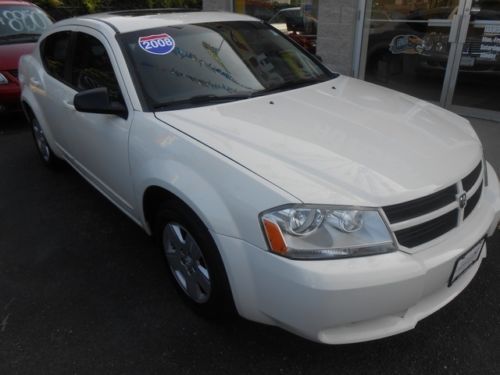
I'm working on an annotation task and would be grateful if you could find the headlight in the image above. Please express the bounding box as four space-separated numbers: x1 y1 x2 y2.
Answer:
260 205 397 260
0 73 8 85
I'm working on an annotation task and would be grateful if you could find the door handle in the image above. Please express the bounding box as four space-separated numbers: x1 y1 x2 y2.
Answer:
29 78 41 87
63 100 75 110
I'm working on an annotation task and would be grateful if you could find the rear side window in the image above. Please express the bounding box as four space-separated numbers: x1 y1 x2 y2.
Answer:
70 32 123 102
41 31 71 82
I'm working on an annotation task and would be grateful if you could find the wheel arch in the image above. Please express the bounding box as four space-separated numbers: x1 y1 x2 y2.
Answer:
142 183 238 315
20 93 60 157
140 179 237 239
20 100 35 121
136 154 246 240
143 185 186 233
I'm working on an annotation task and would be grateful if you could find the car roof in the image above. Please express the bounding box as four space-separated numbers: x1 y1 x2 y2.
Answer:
0 0 35 5
64 10 259 34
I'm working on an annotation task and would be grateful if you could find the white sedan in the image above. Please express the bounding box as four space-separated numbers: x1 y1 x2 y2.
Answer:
19 10 500 344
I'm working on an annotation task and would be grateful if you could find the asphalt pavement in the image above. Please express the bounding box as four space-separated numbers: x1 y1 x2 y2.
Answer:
1 112 499 375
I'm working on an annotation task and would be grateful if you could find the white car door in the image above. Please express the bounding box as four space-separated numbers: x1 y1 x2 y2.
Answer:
60 27 135 213
36 29 76 153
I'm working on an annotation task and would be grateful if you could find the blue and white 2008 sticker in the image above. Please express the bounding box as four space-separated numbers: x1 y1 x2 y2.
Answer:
138 33 175 55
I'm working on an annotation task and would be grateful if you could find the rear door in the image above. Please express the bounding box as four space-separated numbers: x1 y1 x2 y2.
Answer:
37 29 75 152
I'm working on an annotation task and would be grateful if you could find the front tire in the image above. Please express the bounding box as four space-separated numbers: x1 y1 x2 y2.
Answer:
154 200 235 317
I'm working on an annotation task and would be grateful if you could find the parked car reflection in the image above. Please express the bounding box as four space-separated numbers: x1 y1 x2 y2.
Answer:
269 6 317 54
367 3 500 79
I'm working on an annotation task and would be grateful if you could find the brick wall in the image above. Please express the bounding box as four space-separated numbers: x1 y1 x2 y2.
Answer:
316 0 358 75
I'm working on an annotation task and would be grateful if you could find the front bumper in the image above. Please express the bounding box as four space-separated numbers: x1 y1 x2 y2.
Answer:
214 163 500 344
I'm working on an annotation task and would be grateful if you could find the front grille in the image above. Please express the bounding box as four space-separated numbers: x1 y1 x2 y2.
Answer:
464 183 482 219
394 209 459 248
9 69 18 79
462 162 482 192
383 161 484 249
383 185 457 223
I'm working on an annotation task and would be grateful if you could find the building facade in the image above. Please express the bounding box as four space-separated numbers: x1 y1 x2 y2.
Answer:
203 0 500 121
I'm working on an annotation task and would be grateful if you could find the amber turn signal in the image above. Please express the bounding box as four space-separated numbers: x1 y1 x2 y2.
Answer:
262 219 288 255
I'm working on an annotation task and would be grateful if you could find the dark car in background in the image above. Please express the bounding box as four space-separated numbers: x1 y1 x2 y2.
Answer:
269 7 317 54
0 0 52 113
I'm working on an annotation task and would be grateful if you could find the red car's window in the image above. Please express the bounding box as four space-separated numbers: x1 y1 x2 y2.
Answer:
0 4 52 42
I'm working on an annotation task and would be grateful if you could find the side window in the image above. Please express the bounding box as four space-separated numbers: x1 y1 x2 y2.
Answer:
71 32 123 102
41 31 71 82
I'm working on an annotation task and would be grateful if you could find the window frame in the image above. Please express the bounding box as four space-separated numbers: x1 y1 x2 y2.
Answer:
40 26 129 110
69 31 124 102
40 29 75 86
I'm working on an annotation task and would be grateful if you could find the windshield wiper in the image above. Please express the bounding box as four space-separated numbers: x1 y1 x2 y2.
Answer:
153 93 251 111
250 78 326 97
153 78 327 110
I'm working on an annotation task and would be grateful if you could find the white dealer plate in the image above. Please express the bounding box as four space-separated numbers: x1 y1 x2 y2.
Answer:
449 238 485 286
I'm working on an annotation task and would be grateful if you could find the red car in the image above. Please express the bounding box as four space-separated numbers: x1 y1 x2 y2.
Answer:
0 0 52 112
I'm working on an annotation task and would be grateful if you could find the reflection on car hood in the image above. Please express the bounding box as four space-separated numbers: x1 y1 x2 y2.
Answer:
155 76 482 206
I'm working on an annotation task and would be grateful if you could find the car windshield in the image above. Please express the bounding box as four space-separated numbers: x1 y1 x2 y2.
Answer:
269 8 300 24
0 5 52 43
119 21 336 110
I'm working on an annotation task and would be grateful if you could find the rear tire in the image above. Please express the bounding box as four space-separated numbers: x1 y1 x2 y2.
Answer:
31 117 58 168
154 200 235 318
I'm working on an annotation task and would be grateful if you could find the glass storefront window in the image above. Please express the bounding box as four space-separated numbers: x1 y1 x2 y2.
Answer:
233 0 318 54
360 0 500 118
451 0 500 112
360 0 460 102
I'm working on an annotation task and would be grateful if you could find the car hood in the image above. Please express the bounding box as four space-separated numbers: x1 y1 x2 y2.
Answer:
155 76 482 206
0 42 35 71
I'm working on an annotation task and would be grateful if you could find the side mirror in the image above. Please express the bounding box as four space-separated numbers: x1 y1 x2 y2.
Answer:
74 87 127 119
